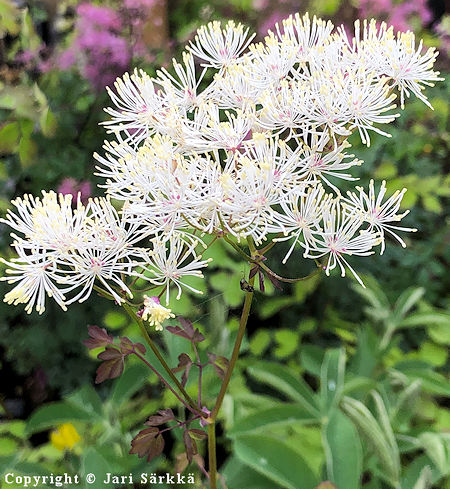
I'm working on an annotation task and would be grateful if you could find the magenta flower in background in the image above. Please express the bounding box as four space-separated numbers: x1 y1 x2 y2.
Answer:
57 3 131 92
358 0 432 32
259 10 293 36
57 178 92 204
76 3 123 31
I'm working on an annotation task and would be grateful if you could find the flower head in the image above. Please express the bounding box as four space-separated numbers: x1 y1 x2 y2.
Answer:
142 295 175 330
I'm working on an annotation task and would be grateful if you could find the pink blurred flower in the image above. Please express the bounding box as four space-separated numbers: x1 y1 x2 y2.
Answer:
358 0 432 32
259 10 291 36
57 178 92 204
57 3 131 91
76 3 122 31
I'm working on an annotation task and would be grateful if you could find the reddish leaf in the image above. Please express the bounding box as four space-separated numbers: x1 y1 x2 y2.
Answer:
249 266 259 280
130 427 165 462
172 353 193 387
188 429 207 441
166 325 191 341
266 271 283 290
183 430 198 463
258 269 265 292
178 317 195 336
97 346 122 360
145 409 175 426
207 352 229 379
119 337 134 355
135 342 146 355
175 452 189 474
83 325 113 350
95 358 124 383
167 317 205 343
95 347 124 383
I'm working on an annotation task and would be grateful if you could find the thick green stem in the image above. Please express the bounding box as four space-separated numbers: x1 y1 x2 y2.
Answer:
121 303 200 414
208 423 217 489
208 271 256 488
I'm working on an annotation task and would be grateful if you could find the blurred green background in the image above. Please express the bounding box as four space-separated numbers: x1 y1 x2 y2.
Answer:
0 0 449 488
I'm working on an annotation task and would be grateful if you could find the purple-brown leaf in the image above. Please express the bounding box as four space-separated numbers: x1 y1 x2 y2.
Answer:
145 409 175 427
83 325 113 350
97 346 122 361
95 351 124 384
172 353 193 388
188 429 208 441
167 317 205 343
119 337 134 355
249 266 259 280
207 352 229 379
183 430 198 463
130 427 165 462
135 342 146 355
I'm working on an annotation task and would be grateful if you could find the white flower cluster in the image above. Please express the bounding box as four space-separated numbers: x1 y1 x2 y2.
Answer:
1 14 441 316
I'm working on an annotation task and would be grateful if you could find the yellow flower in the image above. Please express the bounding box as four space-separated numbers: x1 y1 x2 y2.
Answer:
50 423 80 451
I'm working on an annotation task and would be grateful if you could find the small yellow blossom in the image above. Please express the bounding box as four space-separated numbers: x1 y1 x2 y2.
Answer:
142 295 175 331
50 423 80 451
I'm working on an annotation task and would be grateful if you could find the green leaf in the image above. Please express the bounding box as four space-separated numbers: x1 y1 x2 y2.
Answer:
111 363 149 407
397 311 450 329
39 107 57 138
66 385 103 419
300 344 324 377
18 136 37 167
418 433 450 476
103 310 127 329
422 195 442 213
320 348 346 414
274 329 298 358
342 376 377 396
392 287 425 323
412 467 433 489
324 410 362 489
0 122 20 154
26 402 93 435
81 448 110 489
0 0 20 36
371 391 400 473
394 368 450 396
229 404 317 437
234 434 319 489
247 361 320 417
222 456 279 489
341 396 400 485
0 421 26 439
249 330 271 356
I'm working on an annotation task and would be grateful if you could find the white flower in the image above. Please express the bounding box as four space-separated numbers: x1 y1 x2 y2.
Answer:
1 191 87 254
141 236 211 304
103 70 173 145
343 179 417 254
155 52 207 109
188 20 255 69
1 251 66 314
142 295 175 331
275 12 334 63
305 201 381 287
1 13 441 312
271 184 332 261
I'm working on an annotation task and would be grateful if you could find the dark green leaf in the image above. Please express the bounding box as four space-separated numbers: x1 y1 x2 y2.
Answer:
324 410 362 489
234 434 318 489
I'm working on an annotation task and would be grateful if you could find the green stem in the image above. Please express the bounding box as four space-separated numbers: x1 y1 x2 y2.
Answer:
222 235 253 262
258 260 322 283
208 423 217 489
208 271 256 488
121 303 200 414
